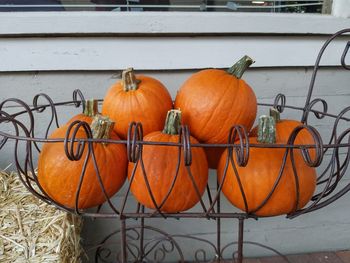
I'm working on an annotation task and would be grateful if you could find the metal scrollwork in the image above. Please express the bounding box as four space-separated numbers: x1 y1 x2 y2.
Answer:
0 29 349 263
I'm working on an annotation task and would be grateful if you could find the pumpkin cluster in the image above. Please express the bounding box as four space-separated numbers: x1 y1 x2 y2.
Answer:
37 57 317 216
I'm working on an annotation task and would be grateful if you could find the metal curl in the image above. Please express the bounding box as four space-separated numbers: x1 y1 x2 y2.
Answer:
315 105 350 184
32 93 60 139
303 98 328 124
194 249 207 263
302 28 350 123
228 125 249 167
0 110 12 150
97 248 114 263
287 124 324 168
341 41 350 70
151 240 175 262
0 98 35 136
179 125 192 166
64 120 93 161
273 93 286 113
289 127 350 219
127 122 143 163
72 89 86 110
221 241 290 263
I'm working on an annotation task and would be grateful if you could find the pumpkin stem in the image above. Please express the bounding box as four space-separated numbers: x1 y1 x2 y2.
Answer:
227 55 254 79
90 115 115 142
122 68 141 91
270 107 281 123
163 109 182 135
83 99 99 117
257 115 276 144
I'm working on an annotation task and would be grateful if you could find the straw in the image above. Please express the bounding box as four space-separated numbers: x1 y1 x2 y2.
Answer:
0 170 83 263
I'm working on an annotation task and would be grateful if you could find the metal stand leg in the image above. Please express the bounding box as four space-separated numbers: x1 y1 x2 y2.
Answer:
120 218 127 263
237 218 244 263
217 182 221 262
139 206 145 262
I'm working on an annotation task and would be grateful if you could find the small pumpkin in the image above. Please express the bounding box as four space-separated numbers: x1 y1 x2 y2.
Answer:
67 99 99 125
128 109 208 213
38 115 127 209
217 110 317 216
174 56 257 169
102 68 173 139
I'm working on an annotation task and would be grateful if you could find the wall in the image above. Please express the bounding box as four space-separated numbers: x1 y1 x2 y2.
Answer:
0 11 350 262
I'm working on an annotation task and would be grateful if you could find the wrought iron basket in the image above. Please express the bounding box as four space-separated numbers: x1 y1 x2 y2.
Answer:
0 29 349 263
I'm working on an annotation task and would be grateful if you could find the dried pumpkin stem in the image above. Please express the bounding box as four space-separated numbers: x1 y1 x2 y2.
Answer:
90 115 115 142
227 55 254 79
257 115 276 144
269 107 281 123
83 99 99 117
163 109 182 135
122 68 141 91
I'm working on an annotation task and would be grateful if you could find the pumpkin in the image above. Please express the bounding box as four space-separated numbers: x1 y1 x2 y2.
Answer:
174 56 257 169
38 115 127 209
128 109 208 213
102 68 173 139
217 110 317 216
67 99 99 125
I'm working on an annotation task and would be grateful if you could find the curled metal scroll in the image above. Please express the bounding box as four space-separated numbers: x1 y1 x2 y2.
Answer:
72 89 86 110
32 93 60 140
273 93 286 113
221 241 290 263
301 28 350 124
94 225 184 263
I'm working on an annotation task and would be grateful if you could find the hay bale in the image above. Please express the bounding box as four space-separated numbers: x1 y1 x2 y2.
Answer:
0 169 83 263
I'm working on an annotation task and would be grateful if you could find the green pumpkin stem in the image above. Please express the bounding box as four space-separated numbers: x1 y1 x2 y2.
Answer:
83 99 99 117
90 115 115 143
227 55 254 79
163 109 182 135
122 68 141 91
257 115 276 144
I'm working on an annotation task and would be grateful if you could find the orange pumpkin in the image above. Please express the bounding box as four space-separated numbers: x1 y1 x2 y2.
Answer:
38 115 127 209
217 113 317 216
102 68 173 139
174 56 257 169
67 99 99 125
128 109 208 213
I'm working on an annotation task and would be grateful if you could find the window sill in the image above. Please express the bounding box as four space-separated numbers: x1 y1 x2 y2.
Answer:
0 12 349 36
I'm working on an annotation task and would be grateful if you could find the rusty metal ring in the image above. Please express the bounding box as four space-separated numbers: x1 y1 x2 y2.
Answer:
127 122 143 163
72 89 86 110
179 125 192 166
273 93 286 113
287 124 324 168
64 120 92 161
228 125 249 167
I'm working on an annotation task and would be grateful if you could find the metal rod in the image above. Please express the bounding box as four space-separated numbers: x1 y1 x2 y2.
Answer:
120 218 127 263
237 218 244 263
217 181 221 261
140 206 145 262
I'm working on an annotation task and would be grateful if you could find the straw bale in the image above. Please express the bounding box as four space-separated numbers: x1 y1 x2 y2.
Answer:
0 169 83 263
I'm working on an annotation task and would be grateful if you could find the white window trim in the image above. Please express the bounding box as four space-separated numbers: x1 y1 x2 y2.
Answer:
0 12 349 71
0 12 349 35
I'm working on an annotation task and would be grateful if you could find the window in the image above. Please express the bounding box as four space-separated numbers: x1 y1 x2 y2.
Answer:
0 0 323 13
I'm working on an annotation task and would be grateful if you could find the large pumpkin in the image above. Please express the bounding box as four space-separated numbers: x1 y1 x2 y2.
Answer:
174 56 257 169
217 113 317 216
128 109 208 213
102 68 173 139
38 115 127 209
